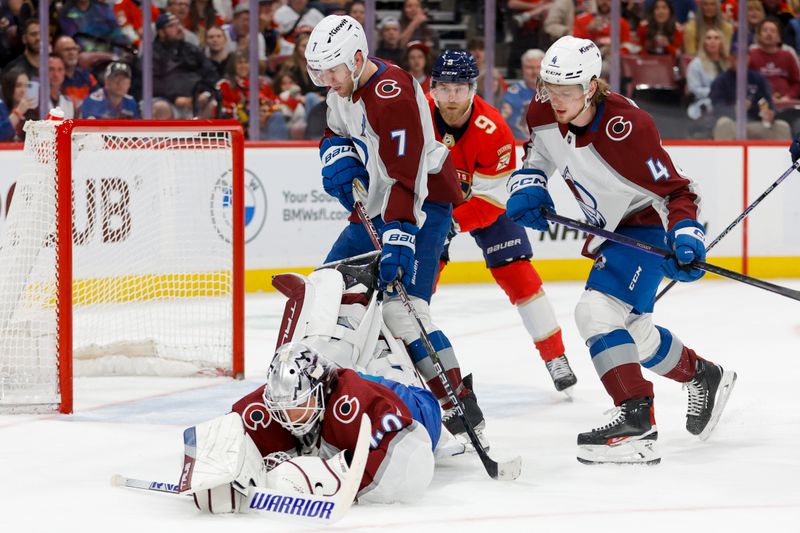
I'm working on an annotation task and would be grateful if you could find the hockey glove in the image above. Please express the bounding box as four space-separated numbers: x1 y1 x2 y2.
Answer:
320 136 370 211
661 219 706 282
790 133 800 163
505 168 554 232
379 221 418 290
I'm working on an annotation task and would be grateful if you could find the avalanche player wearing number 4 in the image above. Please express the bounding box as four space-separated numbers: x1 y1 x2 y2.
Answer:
506 36 737 464
305 15 490 449
429 50 577 395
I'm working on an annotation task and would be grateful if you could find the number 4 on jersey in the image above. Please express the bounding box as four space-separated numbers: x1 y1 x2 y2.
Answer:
646 158 670 181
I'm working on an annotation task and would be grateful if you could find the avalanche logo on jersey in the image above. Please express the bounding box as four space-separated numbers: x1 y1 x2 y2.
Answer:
241 401 272 431
332 395 361 424
375 79 401 99
211 168 268 244
563 166 607 228
605 116 633 141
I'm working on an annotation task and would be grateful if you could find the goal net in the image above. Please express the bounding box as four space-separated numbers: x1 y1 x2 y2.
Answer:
0 119 245 414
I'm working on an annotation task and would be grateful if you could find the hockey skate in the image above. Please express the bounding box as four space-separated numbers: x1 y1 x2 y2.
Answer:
441 374 490 451
545 355 577 394
577 397 661 465
685 359 737 440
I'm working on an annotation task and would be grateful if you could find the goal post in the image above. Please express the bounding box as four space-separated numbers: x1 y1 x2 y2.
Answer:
0 119 245 414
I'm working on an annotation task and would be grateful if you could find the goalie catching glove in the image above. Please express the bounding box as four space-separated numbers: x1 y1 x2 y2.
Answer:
320 136 370 210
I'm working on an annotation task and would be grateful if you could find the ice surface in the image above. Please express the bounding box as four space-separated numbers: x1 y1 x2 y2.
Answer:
2 279 799 532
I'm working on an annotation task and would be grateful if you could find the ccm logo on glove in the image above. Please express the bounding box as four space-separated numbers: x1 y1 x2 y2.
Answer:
508 174 547 192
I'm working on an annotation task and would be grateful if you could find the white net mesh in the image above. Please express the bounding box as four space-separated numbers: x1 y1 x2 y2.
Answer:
0 121 239 411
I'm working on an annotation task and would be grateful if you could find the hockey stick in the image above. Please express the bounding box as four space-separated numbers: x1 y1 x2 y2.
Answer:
656 159 800 302
543 211 800 302
111 475 180 494
352 198 522 481
112 414 372 524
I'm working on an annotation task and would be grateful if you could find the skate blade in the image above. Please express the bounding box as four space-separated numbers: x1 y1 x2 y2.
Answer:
699 370 737 441
577 439 661 465
560 386 575 401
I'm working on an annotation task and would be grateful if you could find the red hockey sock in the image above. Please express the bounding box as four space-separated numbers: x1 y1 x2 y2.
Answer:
663 346 701 383
426 367 467 409
600 363 655 406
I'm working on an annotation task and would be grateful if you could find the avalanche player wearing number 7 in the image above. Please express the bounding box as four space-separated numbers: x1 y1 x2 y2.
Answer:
429 50 577 394
506 36 737 464
306 15 490 448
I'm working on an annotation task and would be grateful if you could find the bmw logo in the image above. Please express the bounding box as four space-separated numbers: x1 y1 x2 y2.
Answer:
211 168 268 244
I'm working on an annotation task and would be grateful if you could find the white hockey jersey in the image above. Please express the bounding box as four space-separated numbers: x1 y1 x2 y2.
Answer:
325 58 462 226
519 92 701 254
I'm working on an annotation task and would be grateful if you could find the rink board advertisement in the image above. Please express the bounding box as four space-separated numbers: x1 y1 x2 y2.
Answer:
0 142 796 289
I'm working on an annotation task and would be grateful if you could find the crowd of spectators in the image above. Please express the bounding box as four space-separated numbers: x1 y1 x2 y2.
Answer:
2 0 800 141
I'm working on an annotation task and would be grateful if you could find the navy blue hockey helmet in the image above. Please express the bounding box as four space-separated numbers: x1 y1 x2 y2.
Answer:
431 49 479 84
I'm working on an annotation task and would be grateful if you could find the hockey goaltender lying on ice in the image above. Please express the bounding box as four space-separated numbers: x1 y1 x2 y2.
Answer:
112 252 520 525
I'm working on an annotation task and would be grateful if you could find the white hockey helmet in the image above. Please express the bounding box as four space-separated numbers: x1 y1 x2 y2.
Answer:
305 15 369 88
539 36 602 93
262 342 333 437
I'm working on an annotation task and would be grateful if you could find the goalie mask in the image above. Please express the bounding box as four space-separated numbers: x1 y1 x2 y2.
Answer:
263 343 333 437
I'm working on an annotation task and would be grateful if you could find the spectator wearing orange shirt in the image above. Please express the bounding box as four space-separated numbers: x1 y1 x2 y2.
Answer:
637 0 684 58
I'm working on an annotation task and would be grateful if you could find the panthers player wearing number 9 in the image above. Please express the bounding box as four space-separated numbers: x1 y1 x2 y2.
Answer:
307 15 490 448
506 36 737 464
429 49 578 397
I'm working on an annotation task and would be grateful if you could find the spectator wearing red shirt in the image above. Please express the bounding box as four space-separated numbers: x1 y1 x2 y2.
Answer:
637 0 684 58
215 49 288 139
113 0 161 48
573 0 634 52
749 17 800 100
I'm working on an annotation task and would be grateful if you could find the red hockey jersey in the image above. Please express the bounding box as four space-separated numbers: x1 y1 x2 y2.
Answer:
428 94 516 232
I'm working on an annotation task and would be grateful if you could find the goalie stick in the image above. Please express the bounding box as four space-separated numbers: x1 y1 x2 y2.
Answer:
351 196 522 481
656 159 800 302
543 211 800 302
111 414 372 525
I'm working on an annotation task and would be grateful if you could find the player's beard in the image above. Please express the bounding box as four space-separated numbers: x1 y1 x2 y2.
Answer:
439 101 471 125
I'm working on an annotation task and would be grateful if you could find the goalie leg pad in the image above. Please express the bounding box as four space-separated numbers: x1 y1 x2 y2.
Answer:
358 422 434 504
